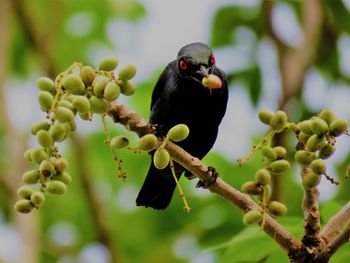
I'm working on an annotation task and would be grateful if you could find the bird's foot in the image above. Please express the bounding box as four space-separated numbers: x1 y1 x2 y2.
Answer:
150 123 167 137
196 166 219 188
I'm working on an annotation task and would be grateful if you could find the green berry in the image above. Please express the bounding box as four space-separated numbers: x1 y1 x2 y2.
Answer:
58 100 75 112
268 201 287 217
103 81 120 102
72 96 90 114
30 191 45 207
302 172 321 188
30 148 48 164
110 135 129 150
53 158 68 173
306 134 325 152
93 76 109 97
310 117 328 136
50 123 68 142
89 96 108 114
62 74 86 95
17 186 35 199
258 109 274 125
295 150 315 165
319 109 335 125
24 149 33 161
329 119 348 137
269 159 290 173
52 172 72 185
263 185 272 201
47 180 67 195
311 159 326 174
78 111 91 121
262 147 276 160
299 120 313 135
241 181 262 195
319 144 336 159
99 56 119 71
38 91 54 111
55 106 75 123
270 111 288 132
298 132 311 144
243 210 262 225
39 160 55 177
118 64 137 81
30 121 50 135
37 130 53 148
138 134 158 152
255 169 271 185
273 146 287 159
15 199 33 214
36 77 56 93
167 124 190 142
22 170 40 184
119 81 136 96
80 66 96 86
153 149 170 169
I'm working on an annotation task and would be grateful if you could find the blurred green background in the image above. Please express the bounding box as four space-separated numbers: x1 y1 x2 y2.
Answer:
1 0 350 262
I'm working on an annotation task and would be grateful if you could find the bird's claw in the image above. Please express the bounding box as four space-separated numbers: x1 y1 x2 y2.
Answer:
150 123 167 137
196 166 219 188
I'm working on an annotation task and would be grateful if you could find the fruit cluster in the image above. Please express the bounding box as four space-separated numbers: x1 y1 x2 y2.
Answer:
16 57 137 213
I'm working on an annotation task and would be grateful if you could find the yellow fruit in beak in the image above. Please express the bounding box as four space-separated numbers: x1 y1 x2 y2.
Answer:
202 74 222 89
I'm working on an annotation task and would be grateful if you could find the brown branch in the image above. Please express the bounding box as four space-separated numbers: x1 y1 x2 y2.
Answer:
107 102 303 254
323 220 350 259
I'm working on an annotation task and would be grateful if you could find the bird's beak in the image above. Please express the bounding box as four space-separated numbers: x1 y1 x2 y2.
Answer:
192 65 222 89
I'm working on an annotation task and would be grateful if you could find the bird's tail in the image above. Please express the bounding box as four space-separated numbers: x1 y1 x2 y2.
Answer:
136 163 180 210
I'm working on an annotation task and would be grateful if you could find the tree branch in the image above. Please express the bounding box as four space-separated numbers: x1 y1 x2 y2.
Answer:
107 102 303 254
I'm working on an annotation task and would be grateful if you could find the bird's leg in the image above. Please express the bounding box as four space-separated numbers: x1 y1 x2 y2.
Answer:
195 166 219 188
150 123 167 137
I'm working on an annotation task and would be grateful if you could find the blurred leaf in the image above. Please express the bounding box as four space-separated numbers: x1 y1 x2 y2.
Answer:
330 243 350 263
320 201 343 224
326 0 350 35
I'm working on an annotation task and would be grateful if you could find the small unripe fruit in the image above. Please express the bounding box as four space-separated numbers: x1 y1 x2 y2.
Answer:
268 201 287 216
310 117 328 136
295 150 315 165
62 74 85 95
38 91 54 111
118 64 137 81
36 77 56 93
93 76 108 97
302 172 321 188
110 135 129 150
120 81 136 96
22 170 40 184
72 96 90 114
298 132 311 144
201 74 222 89
30 121 50 135
167 124 190 142
270 111 288 132
319 109 335 125
329 119 348 137
104 81 120 101
269 160 290 173
241 181 262 195
15 199 33 214
24 149 33 161
299 120 313 135
52 172 72 185
311 159 326 174
47 180 67 195
243 210 262 225
89 96 108 114
79 111 91 121
55 106 75 123
80 66 96 86
153 149 170 169
37 130 53 148
99 56 119 71
53 158 68 173
258 109 274 125
17 186 35 199
50 123 67 142
306 134 324 152
273 146 287 159
262 147 276 160
255 169 271 185
319 144 336 159
30 191 45 207
30 148 48 164
58 100 75 112
263 185 272 201
138 134 158 152
39 160 55 177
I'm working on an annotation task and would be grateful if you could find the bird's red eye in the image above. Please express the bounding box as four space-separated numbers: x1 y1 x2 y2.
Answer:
179 59 187 71
210 54 215 65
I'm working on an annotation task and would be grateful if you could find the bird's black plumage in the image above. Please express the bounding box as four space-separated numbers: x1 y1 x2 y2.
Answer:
136 42 228 209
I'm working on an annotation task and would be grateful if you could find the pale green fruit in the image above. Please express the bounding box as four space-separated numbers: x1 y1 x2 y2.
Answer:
319 109 335 125
30 148 48 164
110 135 129 150
138 134 158 152
319 144 336 159
22 170 40 184
241 181 262 195
153 149 170 169
258 109 274 125
306 134 325 152
99 56 119 71
39 160 55 177
50 123 68 142
118 64 137 81
270 111 288 132
299 120 313 135
268 201 287 216
262 147 276 160
255 169 271 185
295 150 315 165
47 180 67 195
103 81 120 101
52 172 72 185
243 210 262 225
37 130 53 148
310 159 326 174
17 186 35 200
30 121 50 135
15 199 33 214
329 119 348 137
55 106 75 123
36 77 56 93
273 146 287 159
38 91 54 111
119 81 136 96
53 158 68 173
269 160 290 173
302 172 321 188
72 96 90 114
89 96 108 114
167 124 190 142
93 76 109 97
80 66 96 86
310 117 328 136
30 191 45 207
62 74 85 95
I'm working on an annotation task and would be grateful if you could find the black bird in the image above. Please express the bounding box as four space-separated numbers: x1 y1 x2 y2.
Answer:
136 42 228 209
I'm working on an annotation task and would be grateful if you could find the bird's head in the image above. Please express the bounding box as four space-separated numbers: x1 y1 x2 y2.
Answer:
176 42 222 89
